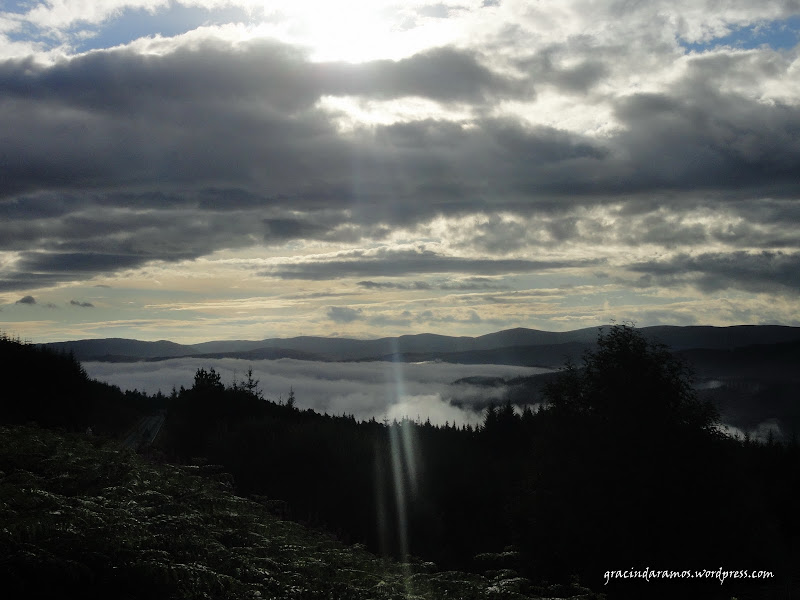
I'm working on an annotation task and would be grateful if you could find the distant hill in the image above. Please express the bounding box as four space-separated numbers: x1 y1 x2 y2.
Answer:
375 342 592 368
43 324 800 364
189 347 327 362
676 339 800 381
43 338 199 360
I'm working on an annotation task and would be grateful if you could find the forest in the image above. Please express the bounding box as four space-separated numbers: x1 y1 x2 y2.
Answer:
1 326 797 598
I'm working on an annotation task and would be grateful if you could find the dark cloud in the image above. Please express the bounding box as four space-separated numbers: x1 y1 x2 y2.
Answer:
326 306 365 323
359 280 434 291
358 278 507 290
628 251 800 293
0 35 799 292
15 295 36 304
266 248 603 280
518 48 609 94
612 86 800 196
2 40 519 110
0 251 150 291
323 46 524 103
70 300 94 308
12 35 795 218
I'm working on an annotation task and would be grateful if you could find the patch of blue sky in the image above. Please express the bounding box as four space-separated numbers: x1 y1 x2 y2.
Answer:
4 20 57 47
72 2 253 52
681 16 800 53
1 1 33 14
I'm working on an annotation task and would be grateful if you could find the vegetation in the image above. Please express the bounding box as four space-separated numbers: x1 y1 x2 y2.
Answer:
1 326 797 598
0 331 163 436
0 425 597 599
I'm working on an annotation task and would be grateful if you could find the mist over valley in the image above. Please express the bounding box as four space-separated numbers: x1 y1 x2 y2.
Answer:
72 324 800 440
84 358 550 427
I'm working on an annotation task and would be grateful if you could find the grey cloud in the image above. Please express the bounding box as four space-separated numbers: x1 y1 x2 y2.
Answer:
0 41 517 124
359 280 434 290
367 314 414 328
628 251 800 293
441 277 510 290
327 306 365 323
266 249 603 280
0 200 347 290
70 300 94 308
418 4 453 19
263 218 328 242
518 48 608 94
0 39 600 211
620 213 710 248
323 46 523 103
463 202 800 252
17 252 146 273
358 278 507 290
613 86 800 196
1 250 166 292
1 35 799 292
15 295 36 304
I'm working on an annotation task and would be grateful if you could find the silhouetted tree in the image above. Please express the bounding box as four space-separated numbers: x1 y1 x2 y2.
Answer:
544 322 719 437
193 367 224 391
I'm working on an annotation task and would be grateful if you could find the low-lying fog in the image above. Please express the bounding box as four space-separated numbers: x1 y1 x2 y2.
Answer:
84 359 552 426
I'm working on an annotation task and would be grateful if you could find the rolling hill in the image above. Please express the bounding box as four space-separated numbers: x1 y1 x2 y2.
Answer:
42 324 800 365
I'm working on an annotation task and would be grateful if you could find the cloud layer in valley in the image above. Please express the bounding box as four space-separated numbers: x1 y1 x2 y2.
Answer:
83 358 550 426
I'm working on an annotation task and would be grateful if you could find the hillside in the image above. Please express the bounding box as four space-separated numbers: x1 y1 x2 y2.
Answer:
4 327 798 599
0 424 587 600
0 333 159 435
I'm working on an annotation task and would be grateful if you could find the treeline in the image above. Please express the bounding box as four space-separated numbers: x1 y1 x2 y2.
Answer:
157 326 798 598
0 332 163 436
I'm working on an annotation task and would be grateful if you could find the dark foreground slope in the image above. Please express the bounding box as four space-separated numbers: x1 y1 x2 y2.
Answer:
0 333 161 436
0 425 589 600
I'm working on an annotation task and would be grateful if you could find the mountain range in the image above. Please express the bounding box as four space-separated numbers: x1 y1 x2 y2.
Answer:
42 324 800 367
38 324 800 443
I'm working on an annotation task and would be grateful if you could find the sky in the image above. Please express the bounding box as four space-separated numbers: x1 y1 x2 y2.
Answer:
1 0 799 343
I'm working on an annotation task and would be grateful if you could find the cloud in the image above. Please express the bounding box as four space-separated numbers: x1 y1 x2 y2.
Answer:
1 4 799 336
0 34 797 294
327 306 365 323
70 299 95 308
82 357 551 426
13 294 57 308
266 247 604 280
358 277 507 291
628 251 800 293
0 34 791 205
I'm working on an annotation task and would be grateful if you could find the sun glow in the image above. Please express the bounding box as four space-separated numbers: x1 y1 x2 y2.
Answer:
262 0 404 62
